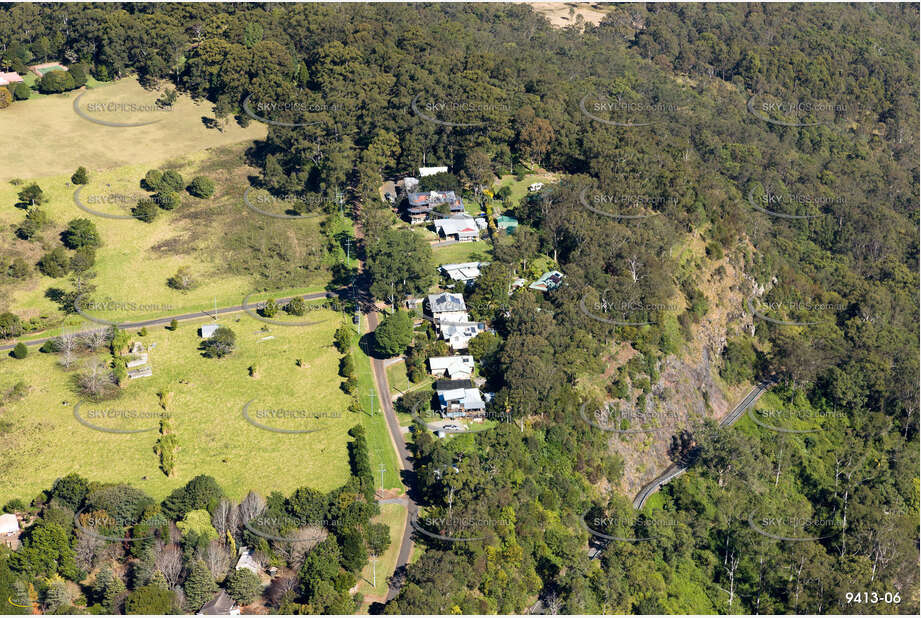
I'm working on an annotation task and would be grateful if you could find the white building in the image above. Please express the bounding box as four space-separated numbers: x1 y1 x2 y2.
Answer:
427 293 469 324
200 323 220 338
428 355 475 380
419 166 449 177
440 321 486 351
440 262 485 283
434 214 479 242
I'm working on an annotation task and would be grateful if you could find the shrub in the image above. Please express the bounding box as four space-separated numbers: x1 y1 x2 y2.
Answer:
226 568 261 604
132 198 159 222
201 326 236 358
71 166 89 185
285 296 306 315
139 327 148 337
8 258 31 278
160 170 184 192
166 266 195 291
39 340 55 353
62 218 101 249
0 312 23 339
187 176 215 199
374 310 412 357
260 299 279 318
68 64 88 88
0 87 11 109
16 208 48 240
154 191 180 210
37 70 75 93
168 319 178 331
17 183 44 206
142 169 163 191
37 248 70 278
334 323 354 352
11 342 28 359
3 498 26 513
69 247 97 273
13 82 30 100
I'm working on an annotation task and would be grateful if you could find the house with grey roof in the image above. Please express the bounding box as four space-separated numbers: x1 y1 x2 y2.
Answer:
434 214 479 242
427 293 468 324
436 379 486 418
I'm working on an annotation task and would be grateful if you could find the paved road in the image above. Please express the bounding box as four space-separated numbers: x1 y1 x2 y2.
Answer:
632 380 774 510
366 311 417 603
0 291 334 352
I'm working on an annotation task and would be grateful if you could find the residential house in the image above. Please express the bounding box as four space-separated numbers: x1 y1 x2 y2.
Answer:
200 323 220 338
435 379 486 418
400 177 420 194
236 547 260 574
428 355 475 380
198 590 240 616
126 341 148 368
434 214 479 242
0 513 21 550
0 72 24 87
427 293 468 324
440 321 487 351
440 262 486 284
529 270 565 292
405 190 464 225
419 166 449 177
528 182 544 192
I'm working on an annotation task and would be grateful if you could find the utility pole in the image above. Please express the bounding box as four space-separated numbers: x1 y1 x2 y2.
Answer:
345 237 351 268
369 387 376 416
378 463 386 490
371 554 377 588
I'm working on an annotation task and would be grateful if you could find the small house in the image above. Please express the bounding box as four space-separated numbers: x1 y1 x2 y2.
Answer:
198 590 240 616
405 190 465 225
0 513 20 550
428 355 475 380
435 379 485 418
427 293 468 324
236 547 260 574
0 72 24 86
200 323 220 338
529 271 565 292
440 262 485 284
419 166 449 177
439 321 486 351
528 182 544 192
434 214 479 242
126 341 149 368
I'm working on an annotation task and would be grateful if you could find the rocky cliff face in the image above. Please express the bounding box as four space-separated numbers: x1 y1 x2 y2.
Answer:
604 236 759 496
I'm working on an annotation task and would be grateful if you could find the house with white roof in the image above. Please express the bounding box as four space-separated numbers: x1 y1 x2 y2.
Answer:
236 547 260 574
427 293 468 324
0 513 21 549
435 379 486 418
440 262 486 283
440 321 487 351
428 355 475 380
434 214 479 242
419 166 449 177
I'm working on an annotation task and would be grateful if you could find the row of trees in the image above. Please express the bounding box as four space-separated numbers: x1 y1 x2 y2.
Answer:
1 424 388 614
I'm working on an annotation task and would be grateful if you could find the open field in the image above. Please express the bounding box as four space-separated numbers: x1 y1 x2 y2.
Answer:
0 310 361 502
528 2 613 29
1 141 331 339
431 240 493 265
0 78 266 181
493 171 558 208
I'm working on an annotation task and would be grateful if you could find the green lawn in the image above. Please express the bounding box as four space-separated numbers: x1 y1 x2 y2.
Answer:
0 310 362 502
1 140 330 340
431 240 493 265
493 171 556 208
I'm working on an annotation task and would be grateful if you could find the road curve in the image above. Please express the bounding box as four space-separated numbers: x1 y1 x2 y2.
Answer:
0 291 333 352
366 311 417 603
632 380 774 510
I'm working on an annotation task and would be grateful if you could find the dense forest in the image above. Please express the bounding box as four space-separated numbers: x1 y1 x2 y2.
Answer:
1 2 918 615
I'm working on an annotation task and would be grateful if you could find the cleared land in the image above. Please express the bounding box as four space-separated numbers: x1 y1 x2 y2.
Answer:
1 142 330 337
354 502 406 606
0 311 360 501
0 78 265 181
431 240 493 265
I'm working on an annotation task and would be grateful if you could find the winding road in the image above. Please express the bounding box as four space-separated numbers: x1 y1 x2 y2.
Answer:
632 380 774 510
